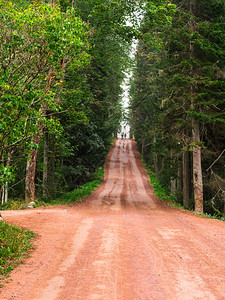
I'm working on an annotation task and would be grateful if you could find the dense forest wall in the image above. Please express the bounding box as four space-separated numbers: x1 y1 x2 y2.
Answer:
131 0 225 216
0 0 136 205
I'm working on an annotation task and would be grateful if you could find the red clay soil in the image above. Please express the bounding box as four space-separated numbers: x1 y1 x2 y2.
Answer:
1 139 225 300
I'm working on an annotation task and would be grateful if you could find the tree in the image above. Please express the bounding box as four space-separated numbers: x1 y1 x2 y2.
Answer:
0 2 90 203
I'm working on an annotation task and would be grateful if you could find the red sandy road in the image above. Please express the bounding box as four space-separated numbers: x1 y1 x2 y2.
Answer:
1 139 225 300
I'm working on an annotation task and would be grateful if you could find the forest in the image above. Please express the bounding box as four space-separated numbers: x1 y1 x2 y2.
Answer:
0 0 225 218
131 0 225 217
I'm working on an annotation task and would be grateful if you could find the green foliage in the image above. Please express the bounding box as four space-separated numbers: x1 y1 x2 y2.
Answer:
148 170 175 202
50 167 104 205
131 0 225 216
0 221 35 284
1 0 133 202
204 213 225 222
0 165 15 185
1 165 105 208
0 199 26 211
0 1 90 188
38 0 137 197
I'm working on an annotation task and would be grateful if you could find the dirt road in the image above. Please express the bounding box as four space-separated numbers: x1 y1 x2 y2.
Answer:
1 139 225 300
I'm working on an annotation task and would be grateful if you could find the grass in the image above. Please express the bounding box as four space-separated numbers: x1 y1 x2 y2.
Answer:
49 167 104 205
0 199 26 211
147 169 175 202
200 213 225 222
0 221 36 286
0 167 105 210
147 168 225 221
0 167 104 285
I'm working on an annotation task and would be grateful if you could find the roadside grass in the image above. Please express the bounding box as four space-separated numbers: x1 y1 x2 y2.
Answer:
140 157 177 205
49 167 105 205
198 213 225 222
0 167 105 210
146 170 176 203
0 221 36 286
0 167 104 286
146 168 225 221
0 199 26 211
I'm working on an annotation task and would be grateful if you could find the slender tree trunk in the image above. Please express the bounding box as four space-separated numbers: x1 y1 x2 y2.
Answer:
48 134 56 198
129 129 133 139
177 160 182 195
25 96 49 203
153 135 159 173
189 0 203 213
25 102 48 203
192 120 203 213
25 70 53 203
224 165 225 213
43 129 49 198
170 150 176 194
154 154 159 173
161 157 165 172
1 151 13 204
141 138 145 157
0 155 4 202
224 193 225 214
4 182 8 204
25 131 42 203
171 179 176 195
1 186 4 205
183 150 190 209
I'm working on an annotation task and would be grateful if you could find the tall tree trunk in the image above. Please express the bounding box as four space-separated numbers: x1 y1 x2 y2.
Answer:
192 120 203 213
25 54 66 203
4 182 8 204
153 135 159 173
25 131 42 203
189 0 203 214
141 138 145 157
170 150 176 194
43 129 48 198
25 70 53 203
171 179 176 195
1 185 4 205
1 150 13 204
224 165 225 214
129 129 133 139
48 134 56 198
154 154 159 173
177 160 182 195
183 150 190 209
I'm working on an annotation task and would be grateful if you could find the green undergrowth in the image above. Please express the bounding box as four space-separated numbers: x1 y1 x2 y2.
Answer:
0 221 35 286
145 165 225 221
0 200 26 211
147 169 176 203
0 167 105 210
200 213 225 222
49 167 105 205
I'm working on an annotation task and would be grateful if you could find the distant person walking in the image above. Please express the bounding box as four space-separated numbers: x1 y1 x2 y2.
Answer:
124 133 127 140
121 133 124 140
